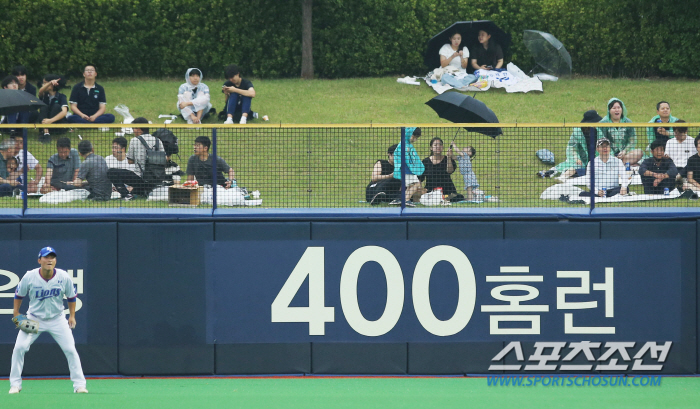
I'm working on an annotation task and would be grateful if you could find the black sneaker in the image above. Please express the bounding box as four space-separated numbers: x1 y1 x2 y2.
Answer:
124 194 135 201
40 133 51 144
405 200 416 207
389 199 401 205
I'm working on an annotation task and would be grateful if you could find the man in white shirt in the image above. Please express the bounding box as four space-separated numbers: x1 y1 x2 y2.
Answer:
9 247 87 394
665 120 694 178
106 117 160 200
11 136 43 193
105 137 133 170
586 138 629 197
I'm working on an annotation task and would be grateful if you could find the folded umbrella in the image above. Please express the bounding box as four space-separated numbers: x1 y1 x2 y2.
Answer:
425 92 502 137
0 89 46 115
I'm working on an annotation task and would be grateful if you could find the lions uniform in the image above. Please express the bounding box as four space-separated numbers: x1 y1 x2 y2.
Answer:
9 247 87 394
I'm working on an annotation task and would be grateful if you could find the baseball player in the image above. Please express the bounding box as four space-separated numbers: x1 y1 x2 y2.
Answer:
8 247 87 394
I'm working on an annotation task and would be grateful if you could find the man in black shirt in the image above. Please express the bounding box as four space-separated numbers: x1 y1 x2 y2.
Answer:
683 136 700 193
66 65 115 124
222 64 257 125
11 65 36 96
639 139 678 194
186 136 235 188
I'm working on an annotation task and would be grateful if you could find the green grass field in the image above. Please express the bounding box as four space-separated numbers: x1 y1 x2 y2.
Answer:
1 377 699 409
2 76 699 209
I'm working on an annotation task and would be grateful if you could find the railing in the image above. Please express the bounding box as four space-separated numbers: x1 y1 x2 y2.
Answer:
1 123 699 216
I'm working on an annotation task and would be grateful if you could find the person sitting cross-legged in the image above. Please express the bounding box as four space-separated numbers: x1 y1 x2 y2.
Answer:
639 139 678 195
107 117 161 200
178 68 212 124
67 140 112 201
186 136 235 188
40 137 80 194
584 137 629 197
65 65 115 124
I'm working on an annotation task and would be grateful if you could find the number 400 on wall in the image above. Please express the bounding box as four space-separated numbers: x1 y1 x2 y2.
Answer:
271 245 477 337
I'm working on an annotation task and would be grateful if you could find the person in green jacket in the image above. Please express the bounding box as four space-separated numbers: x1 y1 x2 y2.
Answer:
543 110 602 180
644 101 678 159
391 127 425 206
597 97 642 166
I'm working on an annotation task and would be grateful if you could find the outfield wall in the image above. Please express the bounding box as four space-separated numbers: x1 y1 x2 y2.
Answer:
0 218 697 376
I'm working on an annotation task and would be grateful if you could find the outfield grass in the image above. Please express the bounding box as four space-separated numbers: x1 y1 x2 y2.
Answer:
1 377 699 409
2 76 699 209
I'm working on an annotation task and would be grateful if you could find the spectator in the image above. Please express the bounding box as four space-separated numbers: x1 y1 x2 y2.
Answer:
107 117 159 200
439 32 469 72
68 140 112 201
542 110 602 180
36 74 69 142
1 76 29 129
0 139 18 197
665 120 694 178
470 29 504 71
178 68 212 124
598 98 642 166
683 136 700 194
66 65 115 124
41 137 80 194
365 144 401 204
186 136 235 188
421 137 464 202
11 65 36 96
451 142 481 201
391 127 424 206
222 64 257 124
585 138 629 197
639 139 678 194
645 101 678 158
5 157 22 191
105 137 133 170
12 136 43 194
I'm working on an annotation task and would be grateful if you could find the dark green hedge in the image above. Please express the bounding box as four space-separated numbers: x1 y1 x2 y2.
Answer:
1 0 697 79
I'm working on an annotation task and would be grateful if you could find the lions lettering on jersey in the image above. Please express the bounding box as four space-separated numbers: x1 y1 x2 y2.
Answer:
35 288 62 301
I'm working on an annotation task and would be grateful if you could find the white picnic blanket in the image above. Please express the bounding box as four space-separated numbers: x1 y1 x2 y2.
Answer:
568 174 642 186
147 185 262 207
540 184 682 203
424 63 542 94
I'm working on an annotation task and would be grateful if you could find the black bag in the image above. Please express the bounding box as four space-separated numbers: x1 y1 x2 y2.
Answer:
153 128 179 156
138 136 166 186
365 178 401 204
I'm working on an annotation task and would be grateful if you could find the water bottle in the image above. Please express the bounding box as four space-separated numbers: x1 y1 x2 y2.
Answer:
625 162 630 171
601 187 607 197
664 188 669 196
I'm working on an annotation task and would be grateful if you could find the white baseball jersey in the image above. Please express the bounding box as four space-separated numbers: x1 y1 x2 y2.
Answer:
14 268 77 320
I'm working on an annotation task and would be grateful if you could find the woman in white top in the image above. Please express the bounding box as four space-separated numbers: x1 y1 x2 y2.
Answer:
439 32 469 72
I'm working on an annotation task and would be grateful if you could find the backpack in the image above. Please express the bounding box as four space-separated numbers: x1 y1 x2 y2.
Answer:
138 136 167 186
153 128 179 156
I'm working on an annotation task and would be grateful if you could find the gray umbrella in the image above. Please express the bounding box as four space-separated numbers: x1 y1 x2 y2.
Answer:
0 89 46 115
523 30 572 76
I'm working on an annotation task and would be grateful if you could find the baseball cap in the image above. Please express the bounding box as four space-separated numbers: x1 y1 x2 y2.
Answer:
581 110 603 123
38 246 57 258
596 138 611 147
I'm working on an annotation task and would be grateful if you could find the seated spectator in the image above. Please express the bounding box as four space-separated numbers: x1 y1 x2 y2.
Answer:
584 138 629 197
665 120 693 178
683 136 700 194
645 101 678 158
639 139 678 194
597 98 642 166
222 64 257 124
5 157 23 191
40 137 80 194
421 137 464 202
541 110 602 180
107 117 160 200
365 144 401 204
470 29 504 71
66 65 115 124
178 68 212 124
451 142 480 201
391 127 424 206
12 136 43 194
440 32 469 72
0 139 19 197
186 136 235 187
105 137 133 170
1 76 30 130
36 74 69 142
68 140 112 201
12 65 36 96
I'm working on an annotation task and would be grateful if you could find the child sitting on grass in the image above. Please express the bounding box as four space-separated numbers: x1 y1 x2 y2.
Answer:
451 142 481 201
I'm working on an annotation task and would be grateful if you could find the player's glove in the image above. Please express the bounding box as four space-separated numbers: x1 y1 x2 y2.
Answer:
12 315 39 334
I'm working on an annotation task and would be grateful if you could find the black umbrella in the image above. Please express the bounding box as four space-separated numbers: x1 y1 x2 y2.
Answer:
523 30 572 76
424 20 512 71
0 89 45 115
425 92 502 137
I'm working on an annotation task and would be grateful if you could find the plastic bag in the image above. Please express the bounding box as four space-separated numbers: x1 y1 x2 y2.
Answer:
114 104 134 124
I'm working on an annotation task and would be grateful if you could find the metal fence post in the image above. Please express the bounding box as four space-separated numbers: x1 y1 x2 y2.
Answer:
22 128 28 214
212 127 217 211
400 127 406 209
589 127 597 212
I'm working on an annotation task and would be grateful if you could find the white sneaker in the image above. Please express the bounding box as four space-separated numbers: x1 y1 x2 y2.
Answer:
223 117 234 125
75 387 88 394
8 386 20 394
239 116 247 124
252 112 259 119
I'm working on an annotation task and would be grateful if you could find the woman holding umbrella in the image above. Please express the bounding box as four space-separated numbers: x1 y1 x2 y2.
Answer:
471 29 504 71
439 32 469 72
420 137 464 202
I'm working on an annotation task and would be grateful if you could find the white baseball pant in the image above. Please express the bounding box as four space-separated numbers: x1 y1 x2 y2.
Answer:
10 314 86 391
